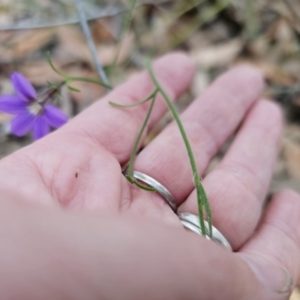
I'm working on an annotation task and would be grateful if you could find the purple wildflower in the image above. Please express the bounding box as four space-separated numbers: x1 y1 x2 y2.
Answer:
0 73 67 140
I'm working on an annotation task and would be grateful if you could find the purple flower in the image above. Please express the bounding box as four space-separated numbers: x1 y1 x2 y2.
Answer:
0 73 67 139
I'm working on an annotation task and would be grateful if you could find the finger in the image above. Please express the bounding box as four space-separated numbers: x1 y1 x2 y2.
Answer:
180 100 283 249
134 65 264 202
61 52 195 163
238 189 300 298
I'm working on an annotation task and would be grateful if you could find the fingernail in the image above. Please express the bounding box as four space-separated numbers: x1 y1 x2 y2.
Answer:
244 255 293 294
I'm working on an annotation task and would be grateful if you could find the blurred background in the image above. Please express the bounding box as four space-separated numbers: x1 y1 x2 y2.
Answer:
0 0 300 297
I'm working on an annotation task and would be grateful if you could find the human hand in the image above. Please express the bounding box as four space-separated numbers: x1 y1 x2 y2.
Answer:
0 53 299 300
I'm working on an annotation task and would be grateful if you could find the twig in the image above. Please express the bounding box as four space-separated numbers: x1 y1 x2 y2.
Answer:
75 0 110 88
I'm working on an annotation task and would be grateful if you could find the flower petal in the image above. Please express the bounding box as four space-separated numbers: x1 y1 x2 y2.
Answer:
44 105 68 128
11 72 36 100
10 112 36 136
0 95 27 114
33 116 50 140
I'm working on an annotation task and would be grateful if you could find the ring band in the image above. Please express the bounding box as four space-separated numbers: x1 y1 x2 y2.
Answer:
132 171 177 212
178 212 232 251
131 172 231 250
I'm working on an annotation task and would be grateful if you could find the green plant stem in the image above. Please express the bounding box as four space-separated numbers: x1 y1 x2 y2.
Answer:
147 60 212 237
133 179 158 191
47 52 65 77
70 76 112 89
46 52 112 89
126 90 158 191
109 89 157 108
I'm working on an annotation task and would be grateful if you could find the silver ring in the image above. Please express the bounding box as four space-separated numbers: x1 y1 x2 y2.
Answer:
132 171 177 212
178 212 232 251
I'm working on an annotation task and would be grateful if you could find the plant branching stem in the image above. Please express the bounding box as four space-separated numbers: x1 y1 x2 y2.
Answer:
46 52 111 89
147 60 212 237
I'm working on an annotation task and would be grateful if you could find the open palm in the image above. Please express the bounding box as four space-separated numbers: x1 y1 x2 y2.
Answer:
0 53 299 299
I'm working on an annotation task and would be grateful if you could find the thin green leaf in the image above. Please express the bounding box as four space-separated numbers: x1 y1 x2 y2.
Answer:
46 52 65 78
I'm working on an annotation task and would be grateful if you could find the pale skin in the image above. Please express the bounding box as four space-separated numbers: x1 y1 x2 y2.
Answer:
0 52 299 299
